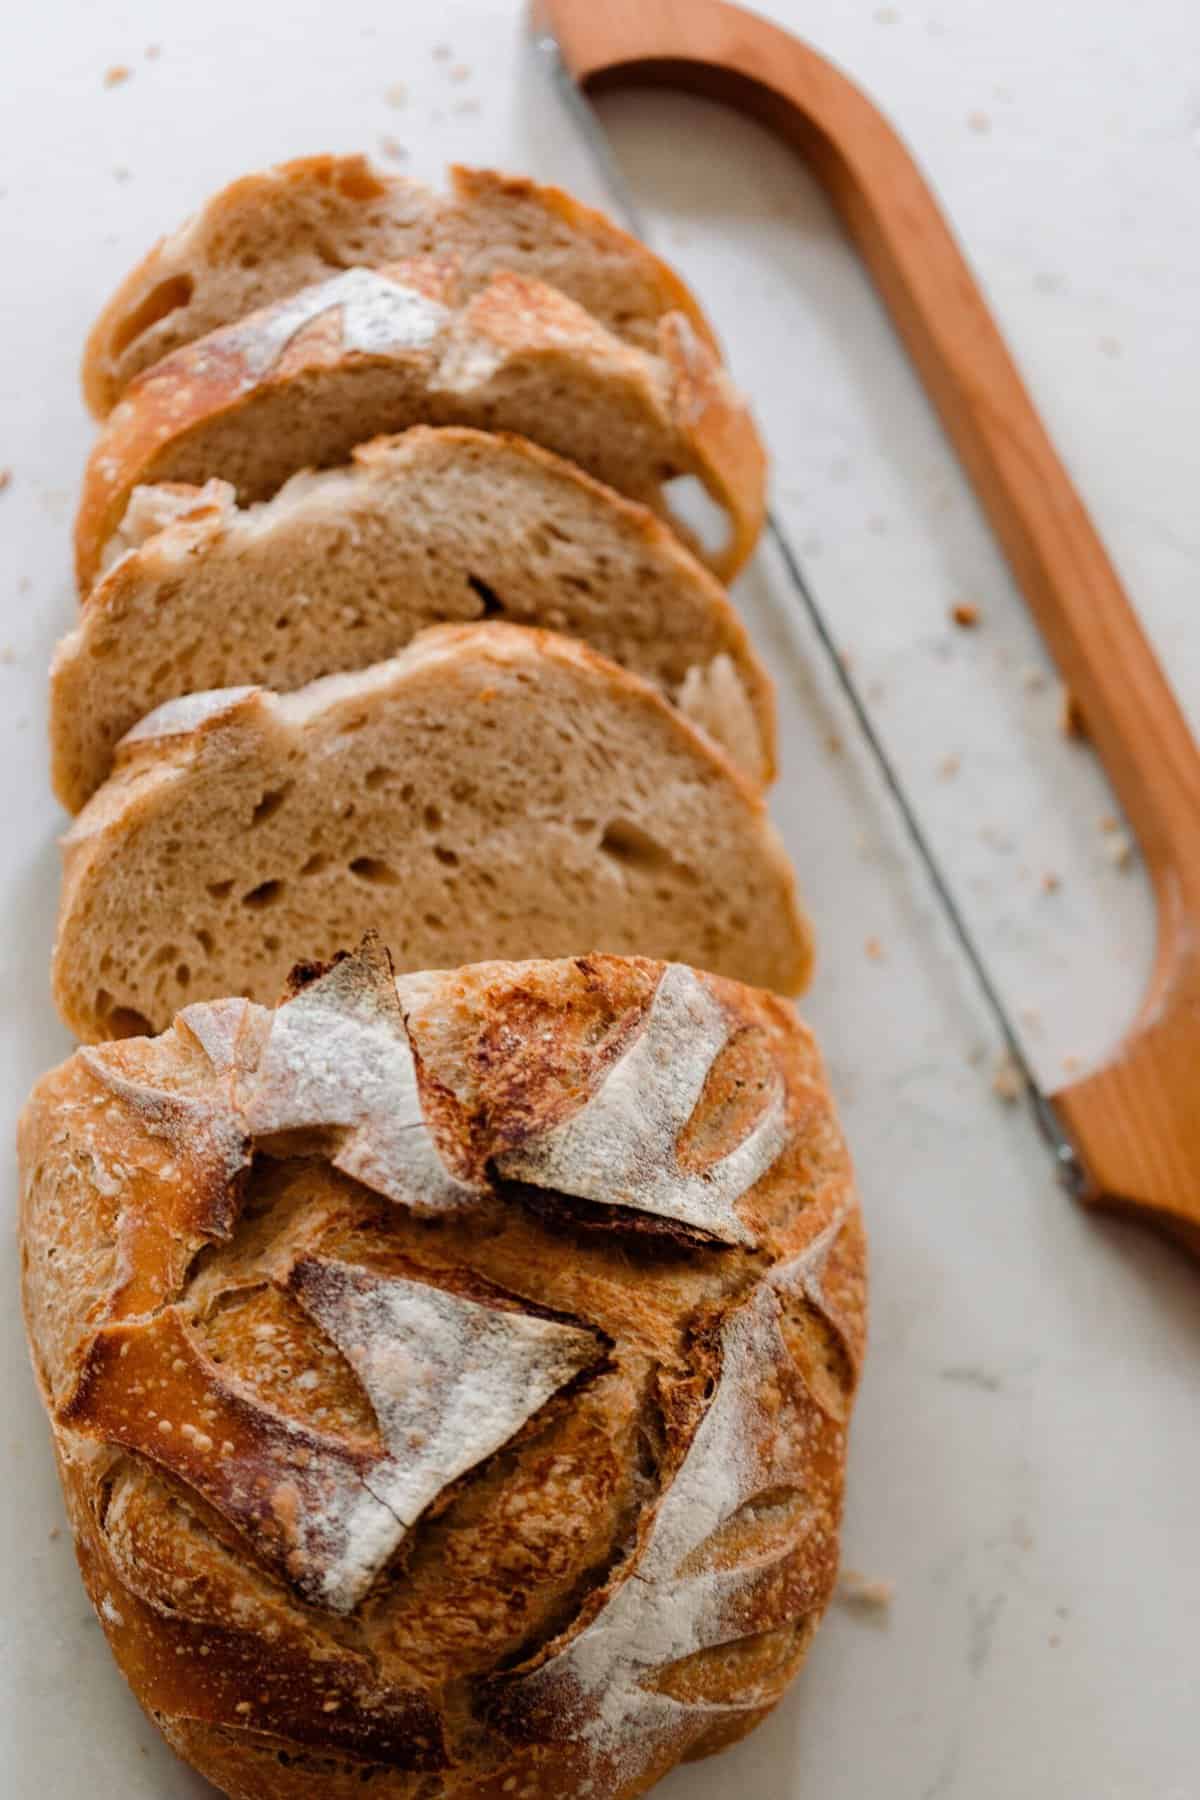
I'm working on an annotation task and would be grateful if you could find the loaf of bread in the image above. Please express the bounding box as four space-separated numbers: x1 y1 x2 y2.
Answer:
53 425 775 811
19 940 866 1799
52 621 811 1041
82 157 721 417
75 260 765 591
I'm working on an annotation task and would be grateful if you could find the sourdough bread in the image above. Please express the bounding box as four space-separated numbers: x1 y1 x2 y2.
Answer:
74 262 765 590
82 157 721 417
53 426 775 811
52 623 811 1041
20 942 865 1799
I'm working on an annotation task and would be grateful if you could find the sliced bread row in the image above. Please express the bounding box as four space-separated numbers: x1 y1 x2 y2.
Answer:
76 260 764 590
52 427 775 811
82 158 722 416
52 622 812 1043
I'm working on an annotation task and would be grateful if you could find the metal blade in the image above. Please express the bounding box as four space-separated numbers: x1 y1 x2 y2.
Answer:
532 21 1085 1195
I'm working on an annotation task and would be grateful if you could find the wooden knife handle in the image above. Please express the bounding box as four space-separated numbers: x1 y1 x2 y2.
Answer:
540 0 1200 1252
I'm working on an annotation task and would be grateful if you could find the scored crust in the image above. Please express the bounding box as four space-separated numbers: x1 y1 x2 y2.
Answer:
52 425 776 811
81 156 722 418
19 943 866 1800
74 261 766 592
51 621 811 1042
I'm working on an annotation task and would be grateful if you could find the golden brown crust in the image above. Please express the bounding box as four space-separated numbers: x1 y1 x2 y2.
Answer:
20 947 865 1799
74 263 764 592
81 155 721 420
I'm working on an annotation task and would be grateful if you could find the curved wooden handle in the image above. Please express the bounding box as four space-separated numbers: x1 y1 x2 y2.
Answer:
540 0 1200 1251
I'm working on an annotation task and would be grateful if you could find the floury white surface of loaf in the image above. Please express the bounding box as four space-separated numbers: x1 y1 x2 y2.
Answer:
81 156 722 416
74 260 766 591
52 622 811 1041
51 426 775 809
19 941 865 1798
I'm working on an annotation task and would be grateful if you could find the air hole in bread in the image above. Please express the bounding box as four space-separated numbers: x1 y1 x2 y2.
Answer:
599 819 674 874
194 929 214 955
348 856 399 887
662 473 730 561
364 767 394 792
423 803 443 831
151 943 180 969
109 274 195 357
300 852 330 877
250 784 292 827
94 991 153 1039
242 879 284 909
206 879 234 900
433 845 459 867
175 963 191 988
466 573 505 618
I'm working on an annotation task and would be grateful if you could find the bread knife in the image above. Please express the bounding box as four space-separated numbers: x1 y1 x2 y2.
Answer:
533 0 1200 1257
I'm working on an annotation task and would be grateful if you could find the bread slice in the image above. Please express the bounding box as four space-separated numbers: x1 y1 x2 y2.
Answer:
52 427 776 811
74 262 765 591
52 623 811 1042
82 157 721 418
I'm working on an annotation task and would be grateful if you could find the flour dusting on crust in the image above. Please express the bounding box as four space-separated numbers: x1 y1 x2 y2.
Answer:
501 1278 810 1779
237 945 478 1212
497 964 784 1243
231 267 449 381
290 1257 601 1610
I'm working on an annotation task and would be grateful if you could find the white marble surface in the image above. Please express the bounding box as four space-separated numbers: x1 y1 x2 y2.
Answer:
1 2 1198 1795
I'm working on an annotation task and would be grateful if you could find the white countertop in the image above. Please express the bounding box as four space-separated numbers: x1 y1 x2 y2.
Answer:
2 2 1197 1795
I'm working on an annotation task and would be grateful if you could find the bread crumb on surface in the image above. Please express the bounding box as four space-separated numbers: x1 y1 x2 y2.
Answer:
379 136 408 163
449 63 471 83
48 1525 61 1541
825 732 843 755
144 43 161 59
0 469 11 492
1104 829 1134 869
432 42 452 60
1058 685 1087 740
1099 813 1120 833
950 601 980 628
874 4 901 20
1098 336 1123 359
1022 664 1048 691
838 1569 894 1612
967 110 992 134
1040 870 1061 893
991 1052 1024 1103
384 81 407 107
864 936 885 962
938 752 961 779
1062 1053 1082 1075
103 64 132 87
